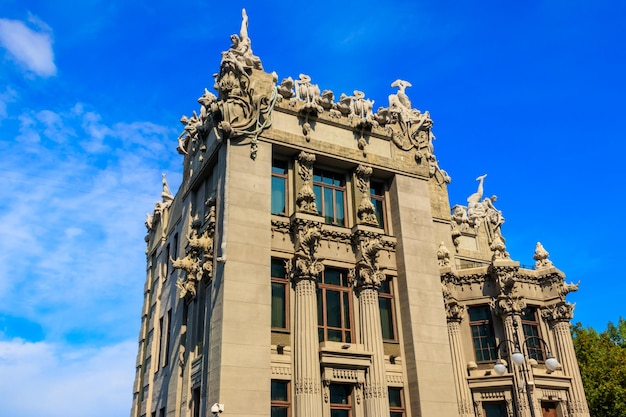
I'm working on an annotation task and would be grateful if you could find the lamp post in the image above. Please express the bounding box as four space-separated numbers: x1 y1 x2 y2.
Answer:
492 320 560 417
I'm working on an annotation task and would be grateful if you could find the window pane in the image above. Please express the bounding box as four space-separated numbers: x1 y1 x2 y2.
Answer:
328 329 342 342
330 411 349 417
317 289 323 323
324 187 334 223
372 198 383 227
314 185 322 216
335 190 344 225
271 259 286 278
379 280 391 294
271 381 288 401
326 290 341 327
271 408 288 417
342 292 350 329
272 160 287 174
330 385 350 404
388 388 402 407
379 298 394 340
271 177 286 214
324 269 342 286
271 283 286 328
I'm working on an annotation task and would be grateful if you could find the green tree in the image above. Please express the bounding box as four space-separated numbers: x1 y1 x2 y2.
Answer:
572 318 626 417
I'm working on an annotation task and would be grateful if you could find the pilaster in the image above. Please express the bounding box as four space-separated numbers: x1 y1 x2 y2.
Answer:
544 303 590 417
290 213 325 417
352 227 389 417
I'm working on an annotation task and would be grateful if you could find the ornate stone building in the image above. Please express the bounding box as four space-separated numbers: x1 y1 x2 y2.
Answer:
131 10 589 417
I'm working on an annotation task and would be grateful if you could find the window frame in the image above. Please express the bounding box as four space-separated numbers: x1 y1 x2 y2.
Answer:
329 384 353 417
378 277 398 342
271 258 290 331
468 305 498 363
313 168 347 227
388 387 405 417
271 159 289 216
317 267 353 343
369 180 387 232
271 380 291 417
521 306 545 362
482 401 508 417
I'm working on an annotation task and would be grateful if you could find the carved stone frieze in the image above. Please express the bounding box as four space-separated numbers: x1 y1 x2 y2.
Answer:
271 218 290 239
295 151 318 214
173 203 216 298
354 165 379 226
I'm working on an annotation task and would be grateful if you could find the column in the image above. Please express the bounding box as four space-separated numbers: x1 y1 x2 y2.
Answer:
443 293 474 417
545 302 590 417
352 230 389 417
291 216 324 417
495 295 534 417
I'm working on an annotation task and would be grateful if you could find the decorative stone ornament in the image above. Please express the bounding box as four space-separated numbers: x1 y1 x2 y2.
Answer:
351 230 386 291
533 242 553 269
173 202 216 298
437 241 451 267
175 9 277 160
295 151 318 214
354 165 379 226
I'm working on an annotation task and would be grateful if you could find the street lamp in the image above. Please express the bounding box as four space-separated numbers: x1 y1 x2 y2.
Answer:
493 336 560 376
492 319 560 417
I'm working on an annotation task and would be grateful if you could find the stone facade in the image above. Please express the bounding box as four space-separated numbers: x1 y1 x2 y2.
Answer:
131 10 588 417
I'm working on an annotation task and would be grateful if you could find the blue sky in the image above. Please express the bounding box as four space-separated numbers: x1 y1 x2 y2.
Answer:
0 1 624 416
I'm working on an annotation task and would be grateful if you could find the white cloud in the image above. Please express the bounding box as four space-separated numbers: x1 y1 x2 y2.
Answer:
0 86 18 122
0 16 57 77
0 102 180 342
0 338 135 417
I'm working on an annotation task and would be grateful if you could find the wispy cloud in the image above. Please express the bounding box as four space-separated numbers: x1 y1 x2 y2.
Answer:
0 101 180 343
0 15 57 77
0 338 135 417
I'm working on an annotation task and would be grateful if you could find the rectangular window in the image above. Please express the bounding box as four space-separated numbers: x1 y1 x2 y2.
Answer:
521 307 545 362
164 309 171 367
156 316 164 372
271 258 289 330
483 401 507 417
272 159 288 215
171 233 178 274
379 278 397 341
313 169 346 226
388 387 405 417
329 384 352 417
271 380 290 417
317 268 352 343
468 305 498 362
164 244 170 278
370 180 386 231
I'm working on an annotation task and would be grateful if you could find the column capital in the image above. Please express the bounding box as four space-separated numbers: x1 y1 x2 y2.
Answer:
542 301 575 323
492 294 526 317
